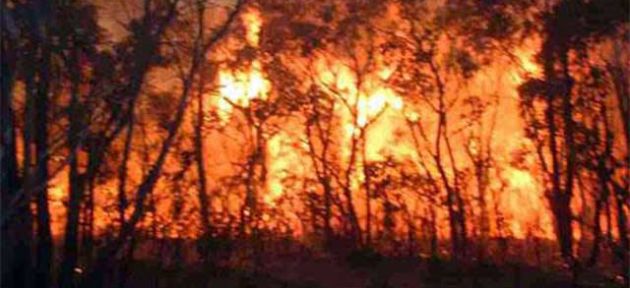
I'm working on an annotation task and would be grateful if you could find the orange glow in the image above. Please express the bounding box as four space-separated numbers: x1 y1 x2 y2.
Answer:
511 41 542 85
216 60 270 122
215 9 270 123
243 8 262 47
314 58 403 130
41 6 591 248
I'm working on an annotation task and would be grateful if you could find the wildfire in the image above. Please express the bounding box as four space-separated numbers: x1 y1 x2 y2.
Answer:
314 57 403 132
243 8 262 47
41 6 553 242
507 168 535 189
216 60 270 122
511 41 542 85
210 7 554 241
215 9 270 122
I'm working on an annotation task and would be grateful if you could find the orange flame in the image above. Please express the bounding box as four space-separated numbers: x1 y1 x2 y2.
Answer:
216 9 270 122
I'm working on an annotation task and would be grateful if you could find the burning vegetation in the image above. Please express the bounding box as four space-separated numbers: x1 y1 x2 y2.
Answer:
1 0 628 287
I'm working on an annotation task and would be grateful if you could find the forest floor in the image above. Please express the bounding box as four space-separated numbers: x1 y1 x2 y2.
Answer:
124 252 623 288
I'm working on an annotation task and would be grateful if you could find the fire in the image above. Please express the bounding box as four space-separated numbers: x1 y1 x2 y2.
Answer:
42 6 554 243
214 8 285 208
48 177 68 237
216 60 270 122
8 2 628 282
511 41 542 85
216 9 270 122
356 87 403 127
314 57 403 131
507 168 535 189
210 7 554 241
243 8 262 47
502 167 554 239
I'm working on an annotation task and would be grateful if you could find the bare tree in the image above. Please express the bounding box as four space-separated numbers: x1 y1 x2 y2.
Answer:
518 0 627 282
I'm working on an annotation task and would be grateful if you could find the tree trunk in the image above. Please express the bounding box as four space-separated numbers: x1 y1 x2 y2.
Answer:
430 58 466 261
195 83 211 236
343 128 362 246
304 98 335 243
539 36 576 270
82 174 96 262
118 114 135 235
560 54 577 267
613 183 629 286
22 43 38 288
59 49 84 288
34 39 53 288
607 57 629 287
1 23 33 288
362 137 372 246
77 1 236 280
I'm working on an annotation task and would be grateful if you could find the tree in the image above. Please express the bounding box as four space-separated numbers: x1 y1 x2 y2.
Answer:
79 1 247 286
1 5 33 284
392 16 470 261
518 0 628 282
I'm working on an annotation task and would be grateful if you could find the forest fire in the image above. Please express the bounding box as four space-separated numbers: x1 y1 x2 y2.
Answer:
216 60 270 121
2 0 628 287
216 9 269 123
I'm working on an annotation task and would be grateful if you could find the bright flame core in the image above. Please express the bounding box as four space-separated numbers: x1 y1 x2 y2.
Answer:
217 60 270 122
314 58 403 129
215 9 269 122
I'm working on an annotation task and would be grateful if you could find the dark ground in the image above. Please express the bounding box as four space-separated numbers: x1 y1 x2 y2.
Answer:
123 253 623 288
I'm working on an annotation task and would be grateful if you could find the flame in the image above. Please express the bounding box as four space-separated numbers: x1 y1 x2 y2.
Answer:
214 8 284 208
243 8 262 47
216 60 270 122
216 9 269 122
42 6 566 246
511 42 542 85
314 57 403 131
507 169 535 189
502 167 554 239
